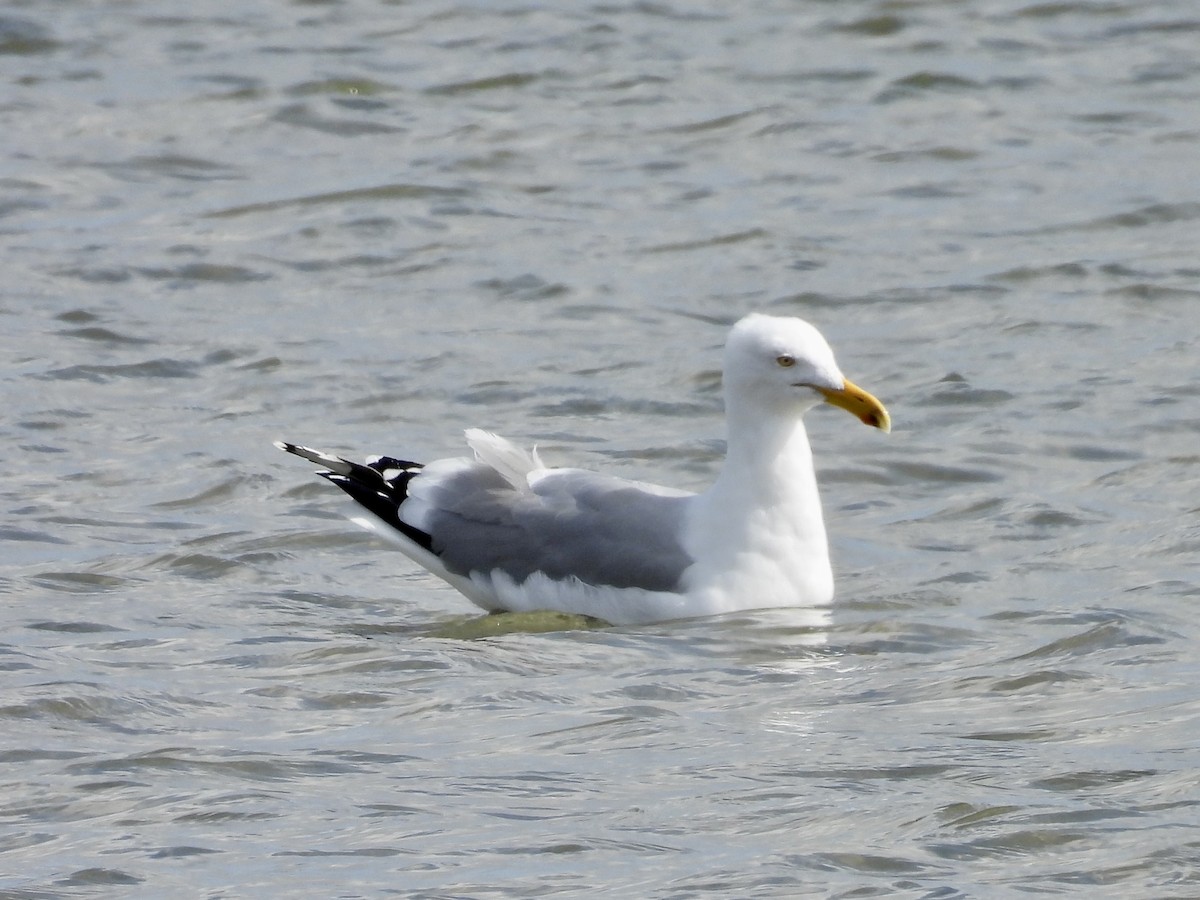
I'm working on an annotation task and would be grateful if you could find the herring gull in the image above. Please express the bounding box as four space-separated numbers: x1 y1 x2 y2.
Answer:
276 313 890 625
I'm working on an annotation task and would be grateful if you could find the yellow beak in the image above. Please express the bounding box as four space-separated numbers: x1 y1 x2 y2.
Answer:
815 379 891 433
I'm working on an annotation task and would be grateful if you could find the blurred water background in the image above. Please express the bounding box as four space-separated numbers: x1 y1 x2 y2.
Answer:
3 1 1199 896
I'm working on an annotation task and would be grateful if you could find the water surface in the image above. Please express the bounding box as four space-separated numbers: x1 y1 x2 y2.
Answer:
3 1 1199 896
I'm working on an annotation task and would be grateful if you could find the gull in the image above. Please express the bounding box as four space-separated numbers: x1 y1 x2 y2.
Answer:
276 313 889 625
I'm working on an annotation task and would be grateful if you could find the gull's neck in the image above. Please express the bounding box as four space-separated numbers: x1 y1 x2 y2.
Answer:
711 402 822 517
679 394 834 612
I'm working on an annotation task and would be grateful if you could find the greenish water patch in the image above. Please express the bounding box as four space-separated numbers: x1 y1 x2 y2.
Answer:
430 610 610 639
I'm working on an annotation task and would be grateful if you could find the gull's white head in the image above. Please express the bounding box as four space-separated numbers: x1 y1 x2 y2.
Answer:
724 313 891 432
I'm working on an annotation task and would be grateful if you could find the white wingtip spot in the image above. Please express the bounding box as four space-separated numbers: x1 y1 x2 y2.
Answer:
275 441 354 475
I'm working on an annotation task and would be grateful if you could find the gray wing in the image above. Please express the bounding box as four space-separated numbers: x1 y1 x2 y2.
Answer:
418 466 694 592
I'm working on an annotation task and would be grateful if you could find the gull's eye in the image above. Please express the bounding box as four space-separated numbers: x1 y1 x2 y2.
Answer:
776 354 796 368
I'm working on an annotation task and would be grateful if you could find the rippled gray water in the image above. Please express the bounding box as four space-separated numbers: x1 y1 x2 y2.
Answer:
4 1 1199 896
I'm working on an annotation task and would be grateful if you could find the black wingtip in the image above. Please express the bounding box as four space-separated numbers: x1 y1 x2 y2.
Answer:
322 471 434 552
278 439 435 553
